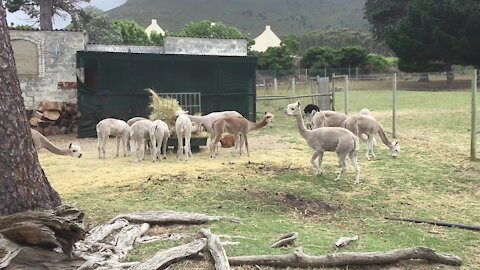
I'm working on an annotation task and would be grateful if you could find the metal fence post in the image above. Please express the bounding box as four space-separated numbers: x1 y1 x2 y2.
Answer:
393 72 397 138
471 69 478 161
344 75 349 115
331 73 336 111
274 77 278 109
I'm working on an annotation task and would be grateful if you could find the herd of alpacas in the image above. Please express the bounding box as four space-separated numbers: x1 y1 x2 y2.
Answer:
32 102 400 184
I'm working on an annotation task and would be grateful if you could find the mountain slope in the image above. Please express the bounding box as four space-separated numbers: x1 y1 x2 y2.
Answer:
108 0 369 36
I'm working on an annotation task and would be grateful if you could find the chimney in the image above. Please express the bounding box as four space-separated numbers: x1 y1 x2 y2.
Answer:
266 25 271 30
152 19 157 25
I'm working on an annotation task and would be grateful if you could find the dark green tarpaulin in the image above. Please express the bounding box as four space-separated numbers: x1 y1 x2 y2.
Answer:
77 51 257 138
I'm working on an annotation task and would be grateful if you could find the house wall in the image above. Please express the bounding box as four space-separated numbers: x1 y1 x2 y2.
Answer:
10 30 86 109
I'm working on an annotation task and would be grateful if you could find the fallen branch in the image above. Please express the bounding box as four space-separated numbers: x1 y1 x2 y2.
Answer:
271 232 298 248
385 216 480 231
201 228 230 270
109 211 241 225
131 238 207 270
229 246 462 268
86 218 129 243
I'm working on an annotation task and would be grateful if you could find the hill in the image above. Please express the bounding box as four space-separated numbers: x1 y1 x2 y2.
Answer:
107 0 369 36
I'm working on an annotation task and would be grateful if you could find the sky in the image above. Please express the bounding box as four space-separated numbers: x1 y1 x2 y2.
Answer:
6 0 127 29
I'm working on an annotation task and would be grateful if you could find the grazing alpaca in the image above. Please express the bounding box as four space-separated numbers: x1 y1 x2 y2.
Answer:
127 117 148 126
96 118 131 159
175 112 193 161
343 114 400 160
187 111 242 150
219 134 236 148
130 119 153 162
210 112 274 158
150 120 170 161
31 129 82 158
304 104 320 130
312 110 348 129
285 101 360 184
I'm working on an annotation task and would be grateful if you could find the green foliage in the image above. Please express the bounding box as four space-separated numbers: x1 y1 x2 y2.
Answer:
11 24 36 30
281 36 300 55
385 0 480 70
363 0 410 41
256 45 294 73
72 6 122 45
114 19 151 46
337 46 368 67
5 0 90 24
176 20 243 39
149 31 164 46
301 46 338 69
365 53 392 72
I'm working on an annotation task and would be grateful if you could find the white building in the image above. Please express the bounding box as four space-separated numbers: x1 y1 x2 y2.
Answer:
251 25 281 52
145 19 165 37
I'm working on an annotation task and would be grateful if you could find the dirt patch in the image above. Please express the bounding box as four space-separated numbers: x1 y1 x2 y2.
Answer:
144 173 209 185
244 161 293 175
280 193 338 218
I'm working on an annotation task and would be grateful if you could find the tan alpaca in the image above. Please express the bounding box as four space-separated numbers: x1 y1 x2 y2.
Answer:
130 119 153 163
285 101 360 184
150 120 170 162
210 112 274 158
96 118 131 159
175 112 193 161
127 117 148 126
343 114 400 160
31 129 82 158
312 110 347 128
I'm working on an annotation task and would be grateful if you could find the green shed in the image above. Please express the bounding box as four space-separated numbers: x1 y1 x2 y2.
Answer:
76 51 257 140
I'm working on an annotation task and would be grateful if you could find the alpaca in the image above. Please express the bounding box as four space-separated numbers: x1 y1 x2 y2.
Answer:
210 112 274 158
304 104 320 130
343 114 400 160
96 118 131 159
150 120 170 162
130 119 153 162
285 101 360 184
127 117 148 126
187 111 242 150
219 134 236 148
312 110 348 129
31 129 82 158
175 112 193 161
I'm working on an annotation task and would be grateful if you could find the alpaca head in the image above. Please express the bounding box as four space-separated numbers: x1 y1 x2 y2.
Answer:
285 101 301 116
264 111 275 124
360 108 371 115
390 140 400 158
69 142 82 158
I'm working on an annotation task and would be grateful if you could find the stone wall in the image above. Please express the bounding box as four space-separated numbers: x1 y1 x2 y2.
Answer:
164 36 247 56
10 30 86 109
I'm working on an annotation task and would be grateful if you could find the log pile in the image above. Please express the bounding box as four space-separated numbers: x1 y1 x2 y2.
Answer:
29 101 81 136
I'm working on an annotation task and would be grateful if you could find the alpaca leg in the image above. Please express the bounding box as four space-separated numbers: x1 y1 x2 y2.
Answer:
186 133 192 160
150 135 157 163
116 137 120 157
97 135 102 159
370 136 377 158
122 135 129 157
177 134 183 160
162 135 168 159
365 135 372 161
336 153 348 181
349 151 360 184
101 135 107 159
244 135 250 158
131 140 138 162
310 150 323 175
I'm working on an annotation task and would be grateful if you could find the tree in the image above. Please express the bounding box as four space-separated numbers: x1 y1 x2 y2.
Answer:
337 46 368 68
71 6 122 45
301 46 339 70
364 0 410 41
114 19 151 46
176 20 244 39
5 0 90 30
256 45 294 74
384 0 480 84
281 36 300 56
149 31 164 46
0 2 62 215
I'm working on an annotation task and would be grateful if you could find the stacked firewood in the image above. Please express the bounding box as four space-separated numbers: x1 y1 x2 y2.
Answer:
29 101 80 136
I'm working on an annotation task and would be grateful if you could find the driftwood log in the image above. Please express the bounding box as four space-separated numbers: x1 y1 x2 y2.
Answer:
385 216 480 231
228 247 462 268
201 228 230 270
271 232 299 248
109 211 242 225
131 238 207 270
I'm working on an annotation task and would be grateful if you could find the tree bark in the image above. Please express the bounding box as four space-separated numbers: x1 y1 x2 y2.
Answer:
0 3 61 215
39 0 53 30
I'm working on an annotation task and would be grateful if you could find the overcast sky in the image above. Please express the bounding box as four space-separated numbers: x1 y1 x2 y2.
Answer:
6 0 127 28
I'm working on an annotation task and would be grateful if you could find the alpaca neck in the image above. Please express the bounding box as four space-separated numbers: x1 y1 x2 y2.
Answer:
41 137 71 156
294 112 311 140
377 126 393 148
248 117 268 131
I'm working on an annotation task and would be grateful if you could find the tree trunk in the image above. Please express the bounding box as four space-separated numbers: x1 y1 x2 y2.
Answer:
446 65 454 89
39 0 53 30
0 3 61 215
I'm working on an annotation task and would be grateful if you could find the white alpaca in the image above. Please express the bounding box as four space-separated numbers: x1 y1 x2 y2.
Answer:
150 120 170 162
31 129 82 158
96 118 131 159
187 111 242 152
343 114 400 160
286 101 360 184
130 119 153 162
312 110 348 129
175 112 193 161
127 117 148 126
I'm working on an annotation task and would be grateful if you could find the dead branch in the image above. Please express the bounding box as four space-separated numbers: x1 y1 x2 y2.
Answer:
385 216 480 231
85 218 129 243
109 211 241 225
201 228 230 270
130 238 207 270
228 246 462 268
271 232 298 248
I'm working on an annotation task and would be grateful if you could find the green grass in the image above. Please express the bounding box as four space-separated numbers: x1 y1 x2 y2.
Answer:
42 90 480 269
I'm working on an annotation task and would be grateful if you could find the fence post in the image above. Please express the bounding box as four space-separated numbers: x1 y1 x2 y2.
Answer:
292 78 296 97
393 72 397 138
344 75 349 115
356 67 359 81
331 73 336 111
274 77 279 109
471 69 478 161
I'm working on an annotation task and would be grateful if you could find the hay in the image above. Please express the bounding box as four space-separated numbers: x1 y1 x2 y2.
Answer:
147 88 183 128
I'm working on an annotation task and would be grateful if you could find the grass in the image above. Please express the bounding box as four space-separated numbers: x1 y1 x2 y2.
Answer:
40 90 479 269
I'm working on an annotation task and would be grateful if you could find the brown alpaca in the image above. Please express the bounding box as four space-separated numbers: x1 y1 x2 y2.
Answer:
210 112 274 157
219 134 236 148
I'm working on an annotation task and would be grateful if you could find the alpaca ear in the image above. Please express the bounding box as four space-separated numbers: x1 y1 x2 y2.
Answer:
264 111 267 115
296 101 300 106
69 143 72 149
